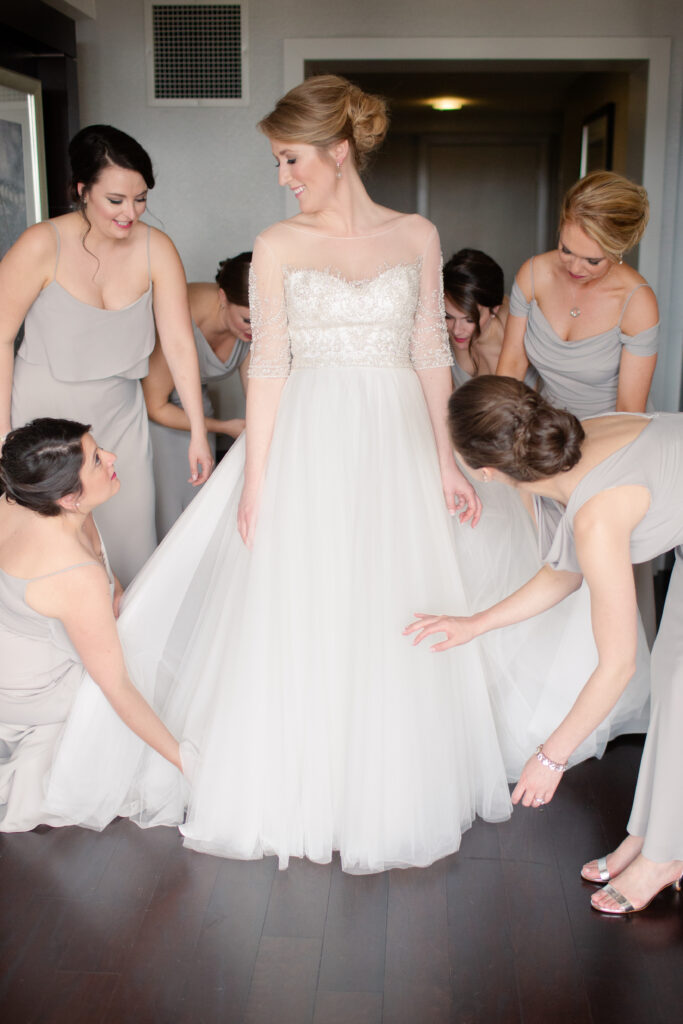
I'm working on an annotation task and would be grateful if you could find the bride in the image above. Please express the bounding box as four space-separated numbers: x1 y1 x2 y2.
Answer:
46 76 647 871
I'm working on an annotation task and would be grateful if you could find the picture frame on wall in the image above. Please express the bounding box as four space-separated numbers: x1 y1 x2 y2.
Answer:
579 102 615 178
0 66 48 260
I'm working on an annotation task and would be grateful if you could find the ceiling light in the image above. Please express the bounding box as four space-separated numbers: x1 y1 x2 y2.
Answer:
429 97 466 111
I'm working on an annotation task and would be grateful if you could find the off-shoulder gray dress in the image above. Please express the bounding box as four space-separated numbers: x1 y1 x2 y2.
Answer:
535 413 683 862
11 223 157 587
149 322 249 538
509 258 659 417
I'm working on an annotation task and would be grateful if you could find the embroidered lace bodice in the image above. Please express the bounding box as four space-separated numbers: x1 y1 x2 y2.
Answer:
248 214 452 376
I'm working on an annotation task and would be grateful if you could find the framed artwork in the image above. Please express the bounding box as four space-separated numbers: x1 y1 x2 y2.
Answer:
579 103 615 178
0 67 48 260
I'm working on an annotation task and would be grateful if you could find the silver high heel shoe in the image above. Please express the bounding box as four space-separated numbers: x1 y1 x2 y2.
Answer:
580 855 611 884
591 873 683 915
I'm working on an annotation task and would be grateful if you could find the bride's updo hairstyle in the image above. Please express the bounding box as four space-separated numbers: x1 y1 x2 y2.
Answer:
448 376 585 482
258 75 388 171
0 418 90 517
560 171 649 263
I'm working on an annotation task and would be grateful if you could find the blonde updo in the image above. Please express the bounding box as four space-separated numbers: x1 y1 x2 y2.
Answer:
448 376 585 483
560 171 649 262
258 75 388 171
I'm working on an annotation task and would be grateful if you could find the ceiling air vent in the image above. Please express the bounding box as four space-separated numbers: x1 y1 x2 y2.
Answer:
145 1 248 106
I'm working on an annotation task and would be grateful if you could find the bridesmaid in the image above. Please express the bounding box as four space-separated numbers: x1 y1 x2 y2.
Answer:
0 418 188 832
0 124 211 586
143 252 252 538
444 248 509 385
407 376 683 915
498 171 660 641
497 170 659 416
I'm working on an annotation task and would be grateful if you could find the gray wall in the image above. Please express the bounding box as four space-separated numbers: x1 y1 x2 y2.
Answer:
75 0 683 408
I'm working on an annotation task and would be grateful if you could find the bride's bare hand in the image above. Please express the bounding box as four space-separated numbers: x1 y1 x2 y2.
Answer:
403 612 478 651
441 462 482 526
237 484 260 548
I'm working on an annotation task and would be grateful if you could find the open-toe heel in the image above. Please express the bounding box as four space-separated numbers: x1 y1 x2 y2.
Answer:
591 872 683 915
581 855 611 884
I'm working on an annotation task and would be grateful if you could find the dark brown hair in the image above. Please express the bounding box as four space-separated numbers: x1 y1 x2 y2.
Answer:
68 124 155 205
443 249 504 372
0 418 90 516
448 376 585 482
215 251 252 307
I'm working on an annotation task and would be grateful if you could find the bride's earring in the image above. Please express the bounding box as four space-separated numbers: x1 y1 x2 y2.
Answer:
336 161 342 179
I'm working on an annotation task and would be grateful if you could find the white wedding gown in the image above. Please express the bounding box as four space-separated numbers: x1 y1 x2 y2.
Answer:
45 215 649 870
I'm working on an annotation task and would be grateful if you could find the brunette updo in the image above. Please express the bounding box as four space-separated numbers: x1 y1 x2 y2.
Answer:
443 249 504 370
0 419 90 516
560 171 649 262
215 251 252 308
68 124 155 205
258 75 388 171
448 376 585 482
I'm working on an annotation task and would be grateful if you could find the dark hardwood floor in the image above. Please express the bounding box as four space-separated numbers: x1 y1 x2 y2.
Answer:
1 735 681 1024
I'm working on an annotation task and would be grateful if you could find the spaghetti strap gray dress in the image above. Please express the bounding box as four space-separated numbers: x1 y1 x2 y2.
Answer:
509 257 659 417
0 553 113 832
535 413 683 863
149 322 249 538
11 222 157 587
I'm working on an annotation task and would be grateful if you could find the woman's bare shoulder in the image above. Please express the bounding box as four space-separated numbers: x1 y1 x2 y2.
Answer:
188 281 218 313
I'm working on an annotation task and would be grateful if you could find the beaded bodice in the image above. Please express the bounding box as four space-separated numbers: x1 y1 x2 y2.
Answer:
285 263 423 370
248 215 452 377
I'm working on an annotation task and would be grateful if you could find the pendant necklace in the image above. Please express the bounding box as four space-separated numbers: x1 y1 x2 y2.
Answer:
569 306 581 318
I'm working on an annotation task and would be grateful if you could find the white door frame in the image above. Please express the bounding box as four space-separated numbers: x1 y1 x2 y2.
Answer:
284 37 671 299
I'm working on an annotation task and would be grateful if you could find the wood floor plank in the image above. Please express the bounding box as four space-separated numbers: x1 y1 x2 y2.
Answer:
312 989 383 1024
383 860 454 1023
262 857 332 939
502 859 592 1024
446 855 520 1024
317 856 388 995
93 819 178 908
32 970 119 1024
0 898 83 1022
0 895 48 988
243 935 321 1024
57 901 147 973
100 843 221 1024
176 856 278 1024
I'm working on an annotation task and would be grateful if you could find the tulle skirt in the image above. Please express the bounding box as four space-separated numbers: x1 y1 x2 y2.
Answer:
451 479 650 780
48 367 520 872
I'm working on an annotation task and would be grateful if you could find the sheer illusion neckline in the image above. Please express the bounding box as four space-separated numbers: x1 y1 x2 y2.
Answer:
279 215 415 241
45 279 153 313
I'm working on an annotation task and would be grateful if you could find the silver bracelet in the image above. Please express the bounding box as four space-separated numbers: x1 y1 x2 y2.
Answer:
535 744 568 773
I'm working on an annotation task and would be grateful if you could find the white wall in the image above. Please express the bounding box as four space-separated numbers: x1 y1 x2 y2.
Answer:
76 0 683 407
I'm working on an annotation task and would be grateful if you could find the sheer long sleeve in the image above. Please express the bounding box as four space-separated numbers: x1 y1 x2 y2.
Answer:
410 225 453 371
247 235 291 379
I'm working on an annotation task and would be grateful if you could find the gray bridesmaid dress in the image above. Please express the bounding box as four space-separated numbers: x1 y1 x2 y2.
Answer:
535 413 683 863
149 321 249 538
509 258 659 417
0 551 112 831
11 223 156 587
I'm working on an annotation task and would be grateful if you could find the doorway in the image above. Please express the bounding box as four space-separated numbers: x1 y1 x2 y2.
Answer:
302 57 649 291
